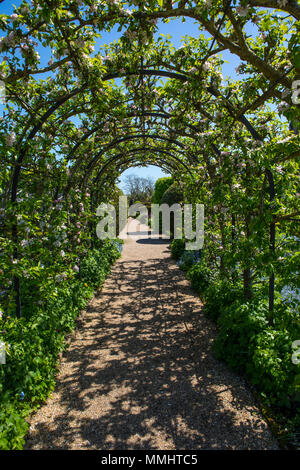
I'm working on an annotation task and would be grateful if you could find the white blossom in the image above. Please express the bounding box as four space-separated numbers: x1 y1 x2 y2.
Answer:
281 88 290 99
0 38 5 52
5 132 16 146
277 0 288 7
236 6 250 17
277 101 290 112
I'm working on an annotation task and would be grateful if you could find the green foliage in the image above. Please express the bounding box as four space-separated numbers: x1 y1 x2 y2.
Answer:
0 403 29 450
170 238 186 260
203 279 244 321
212 296 300 407
213 300 269 373
151 182 184 238
152 177 174 204
160 182 184 205
80 241 120 289
186 261 212 294
0 0 299 449
247 328 299 406
0 242 120 450
177 250 201 271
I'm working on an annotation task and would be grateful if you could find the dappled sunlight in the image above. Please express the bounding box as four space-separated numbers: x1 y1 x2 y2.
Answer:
25 224 277 450
1 0 298 450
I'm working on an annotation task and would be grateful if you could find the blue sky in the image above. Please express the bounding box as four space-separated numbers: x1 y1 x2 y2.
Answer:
0 1 258 189
117 165 169 192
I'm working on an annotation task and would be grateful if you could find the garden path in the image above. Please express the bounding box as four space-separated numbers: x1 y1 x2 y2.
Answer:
25 219 278 450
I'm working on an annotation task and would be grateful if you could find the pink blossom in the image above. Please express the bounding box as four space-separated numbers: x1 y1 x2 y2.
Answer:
6 132 16 146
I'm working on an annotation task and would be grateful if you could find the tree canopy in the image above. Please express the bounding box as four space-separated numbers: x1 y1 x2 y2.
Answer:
0 0 299 319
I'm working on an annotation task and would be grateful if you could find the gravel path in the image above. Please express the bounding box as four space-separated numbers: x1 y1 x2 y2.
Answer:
25 219 278 450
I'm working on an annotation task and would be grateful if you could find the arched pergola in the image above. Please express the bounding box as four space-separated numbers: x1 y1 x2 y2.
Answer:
0 0 298 324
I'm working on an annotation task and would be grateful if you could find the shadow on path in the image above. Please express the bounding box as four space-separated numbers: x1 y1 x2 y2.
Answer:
25 226 278 450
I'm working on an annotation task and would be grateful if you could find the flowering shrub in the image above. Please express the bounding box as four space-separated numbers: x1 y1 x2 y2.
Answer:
0 242 121 450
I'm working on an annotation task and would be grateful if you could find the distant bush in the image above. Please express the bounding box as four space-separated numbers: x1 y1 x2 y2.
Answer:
160 182 184 206
0 241 121 450
152 177 174 204
153 183 184 238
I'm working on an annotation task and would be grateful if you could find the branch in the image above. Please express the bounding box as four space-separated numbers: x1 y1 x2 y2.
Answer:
248 0 300 20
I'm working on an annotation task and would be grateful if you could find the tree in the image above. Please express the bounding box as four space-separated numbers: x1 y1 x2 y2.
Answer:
123 174 155 205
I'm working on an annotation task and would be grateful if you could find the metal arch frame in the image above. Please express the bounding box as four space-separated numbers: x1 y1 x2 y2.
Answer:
93 146 193 185
80 133 192 184
66 111 202 162
92 157 179 193
11 67 265 203
9 67 276 317
116 157 178 175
